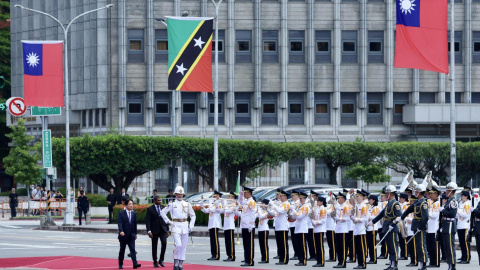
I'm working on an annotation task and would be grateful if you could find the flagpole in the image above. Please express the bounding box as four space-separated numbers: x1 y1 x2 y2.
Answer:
15 4 114 226
211 0 223 192
449 0 456 183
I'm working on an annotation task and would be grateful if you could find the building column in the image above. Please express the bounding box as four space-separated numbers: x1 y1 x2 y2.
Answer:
385 0 394 136
306 0 315 136
254 0 262 137
118 0 127 133
280 0 288 136
228 0 236 135
359 0 367 136
333 0 341 136
146 0 154 135
465 0 472 103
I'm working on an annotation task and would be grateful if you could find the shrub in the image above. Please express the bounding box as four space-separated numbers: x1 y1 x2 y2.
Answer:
0 188 27 196
87 194 108 207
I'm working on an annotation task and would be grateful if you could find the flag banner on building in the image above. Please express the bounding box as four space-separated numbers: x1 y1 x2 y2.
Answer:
394 0 448 74
167 17 213 92
22 41 64 107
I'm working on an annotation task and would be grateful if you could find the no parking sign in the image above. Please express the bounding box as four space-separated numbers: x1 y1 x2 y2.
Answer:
5 97 27 116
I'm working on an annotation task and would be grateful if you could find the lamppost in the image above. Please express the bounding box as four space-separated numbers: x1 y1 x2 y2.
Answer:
15 4 114 226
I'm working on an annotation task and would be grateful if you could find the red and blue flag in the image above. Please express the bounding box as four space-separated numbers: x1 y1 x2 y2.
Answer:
394 0 448 74
22 41 64 107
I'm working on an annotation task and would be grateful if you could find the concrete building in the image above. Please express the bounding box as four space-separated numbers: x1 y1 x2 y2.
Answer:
9 0 480 197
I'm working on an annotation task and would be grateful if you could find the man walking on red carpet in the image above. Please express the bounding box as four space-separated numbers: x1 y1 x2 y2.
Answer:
118 199 141 269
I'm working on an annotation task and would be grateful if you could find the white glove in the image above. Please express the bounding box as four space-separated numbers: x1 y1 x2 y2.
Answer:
248 227 253 233
334 217 340 222
188 227 193 233
269 201 274 206
439 207 444 212
389 225 395 230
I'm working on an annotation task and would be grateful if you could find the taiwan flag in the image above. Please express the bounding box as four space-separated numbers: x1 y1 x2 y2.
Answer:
394 0 448 74
167 17 213 92
22 41 64 107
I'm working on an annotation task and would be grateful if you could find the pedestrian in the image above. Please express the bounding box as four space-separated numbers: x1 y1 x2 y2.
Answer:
257 199 270 264
131 187 137 204
77 186 85 197
345 189 356 264
55 190 64 199
307 191 320 261
150 189 158 204
107 188 117 224
221 191 237 262
289 190 300 261
9 188 19 219
236 186 257 267
160 186 196 270
165 189 175 203
118 199 141 269
146 195 169 268
397 193 409 261
31 185 42 215
118 188 129 205
77 190 89 225
201 190 223 261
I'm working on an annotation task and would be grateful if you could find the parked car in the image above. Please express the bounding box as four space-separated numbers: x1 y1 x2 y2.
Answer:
257 184 342 201
185 191 214 205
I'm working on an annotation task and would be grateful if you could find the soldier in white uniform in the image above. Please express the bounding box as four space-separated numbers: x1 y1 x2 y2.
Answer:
270 189 291 265
257 199 271 264
427 186 441 267
289 190 301 260
160 186 196 270
366 194 380 264
293 190 311 266
307 191 321 261
377 188 388 259
457 190 472 264
272 189 281 261
345 189 356 264
236 186 257 267
397 193 409 261
312 196 327 267
221 191 237 262
333 192 351 269
352 190 368 269
200 190 223 261
326 193 337 262
405 195 417 267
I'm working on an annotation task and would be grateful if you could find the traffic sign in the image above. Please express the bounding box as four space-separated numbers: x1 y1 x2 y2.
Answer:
43 130 52 168
7 97 27 116
31 106 61 116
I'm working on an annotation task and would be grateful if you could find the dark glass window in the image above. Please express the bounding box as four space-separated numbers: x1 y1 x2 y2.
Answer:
368 103 381 114
342 103 355 113
369 41 382 52
264 41 277 52
156 103 169 114
237 41 250 52
316 104 328 114
212 40 224 52
128 103 142 114
129 40 142 51
343 42 356 52
209 103 223 114
290 103 302 114
156 40 168 51
290 41 304 52
263 103 276 114
237 103 249 114
394 104 404 114
317 41 329 52
183 103 196 114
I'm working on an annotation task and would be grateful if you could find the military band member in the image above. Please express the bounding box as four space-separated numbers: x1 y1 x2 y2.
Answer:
366 194 380 264
401 184 428 270
236 186 257 267
405 195 417 267
221 191 238 262
427 186 441 267
326 193 337 262
307 191 321 261
397 193 409 261
270 189 291 265
333 192 350 269
353 190 369 269
471 191 480 265
345 189 356 264
293 191 311 266
257 199 271 264
200 190 223 261
312 196 327 267
160 186 196 270
289 190 301 260
272 189 282 261
372 185 401 270
377 188 389 259
457 190 472 264
441 182 458 270
439 194 449 263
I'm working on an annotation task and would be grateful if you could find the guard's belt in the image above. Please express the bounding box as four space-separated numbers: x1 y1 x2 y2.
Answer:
173 219 187 222
442 217 455 221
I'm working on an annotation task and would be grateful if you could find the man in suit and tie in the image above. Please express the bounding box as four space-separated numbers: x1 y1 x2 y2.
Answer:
118 188 129 205
118 199 141 269
146 195 170 268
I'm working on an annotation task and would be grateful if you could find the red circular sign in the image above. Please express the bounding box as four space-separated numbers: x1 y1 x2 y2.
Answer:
8 97 27 116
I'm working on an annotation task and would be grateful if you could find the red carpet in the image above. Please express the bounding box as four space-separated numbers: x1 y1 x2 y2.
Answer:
0 256 264 270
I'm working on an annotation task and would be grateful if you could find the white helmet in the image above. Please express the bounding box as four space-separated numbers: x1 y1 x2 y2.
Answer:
414 184 426 193
174 186 185 195
446 182 458 190
385 185 397 193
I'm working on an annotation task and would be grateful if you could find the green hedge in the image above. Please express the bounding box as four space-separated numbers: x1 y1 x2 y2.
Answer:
0 188 27 196
87 194 108 207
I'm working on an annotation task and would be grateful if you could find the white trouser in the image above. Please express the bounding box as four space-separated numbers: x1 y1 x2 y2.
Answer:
173 232 189 260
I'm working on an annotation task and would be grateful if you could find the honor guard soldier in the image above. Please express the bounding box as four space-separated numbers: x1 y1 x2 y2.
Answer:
345 189 356 264
353 190 369 269
441 182 458 270
405 195 417 267
270 189 291 265
439 194 449 263
427 186 441 267
200 190 223 261
401 184 428 270
236 186 257 267
457 190 472 264
160 186 196 270
366 194 380 264
333 192 350 269
326 193 337 262
289 190 301 260
312 196 327 267
471 189 480 265
372 185 401 270
308 191 321 261
377 188 389 259
272 189 282 261
397 193 409 261
293 191 311 266
257 199 271 264
221 191 238 262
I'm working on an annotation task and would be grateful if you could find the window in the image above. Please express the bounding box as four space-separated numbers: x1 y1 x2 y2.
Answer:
393 92 409 125
288 93 304 125
289 103 302 114
314 92 330 125
445 92 461 103
82 110 87 127
209 103 223 114
155 29 168 63
394 104 404 114
367 93 383 125
88 109 93 126
263 30 279 63
473 31 480 63
368 103 381 114
289 159 305 185
262 92 278 125
235 92 251 125
315 30 331 63
419 92 435 103
448 31 462 64
368 31 384 63
341 92 356 125
342 30 358 63
181 92 198 125
316 104 328 114
127 92 144 125
183 103 196 114
154 92 171 125
236 30 252 63
128 29 144 62
212 30 225 63
208 92 224 125
315 161 330 184
95 109 100 127
289 30 305 63
102 109 107 127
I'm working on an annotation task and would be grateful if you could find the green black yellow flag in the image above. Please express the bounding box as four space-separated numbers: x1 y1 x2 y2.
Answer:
167 17 213 92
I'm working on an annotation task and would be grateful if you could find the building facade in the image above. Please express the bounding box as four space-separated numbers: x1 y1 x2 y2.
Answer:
9 0 480 195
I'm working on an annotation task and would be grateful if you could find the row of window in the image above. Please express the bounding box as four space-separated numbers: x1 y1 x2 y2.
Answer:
81 109 107 128
128 29 472 64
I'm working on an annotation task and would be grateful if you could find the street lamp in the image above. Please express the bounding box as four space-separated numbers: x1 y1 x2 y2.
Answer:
15 4 114 226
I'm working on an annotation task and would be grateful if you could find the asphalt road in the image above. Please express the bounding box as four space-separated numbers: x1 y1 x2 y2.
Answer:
0 221 477 270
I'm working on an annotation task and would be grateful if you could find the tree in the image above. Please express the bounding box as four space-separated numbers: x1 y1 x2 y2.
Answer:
0 1 11 162
345 163 391 184
457 142 480 185
2 118 42 189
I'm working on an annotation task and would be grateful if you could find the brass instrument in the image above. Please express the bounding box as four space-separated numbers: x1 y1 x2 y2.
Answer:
400 218 408 239
399 170 417 192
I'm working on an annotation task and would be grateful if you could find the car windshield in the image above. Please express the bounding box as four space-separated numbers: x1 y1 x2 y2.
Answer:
253 188 274 199
258 189 277 201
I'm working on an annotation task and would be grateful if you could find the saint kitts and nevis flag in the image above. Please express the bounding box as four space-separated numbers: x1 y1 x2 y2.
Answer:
167 17 214 93
394 0 448 73
22 41 64 107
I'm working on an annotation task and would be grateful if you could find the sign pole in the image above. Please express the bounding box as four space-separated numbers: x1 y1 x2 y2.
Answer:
42 116 55 226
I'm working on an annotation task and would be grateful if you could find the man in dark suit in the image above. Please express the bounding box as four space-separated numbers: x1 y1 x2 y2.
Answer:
107 188 117 224
77 190 89 225
146 195 170 268
118 199 141 269
118 188 129 205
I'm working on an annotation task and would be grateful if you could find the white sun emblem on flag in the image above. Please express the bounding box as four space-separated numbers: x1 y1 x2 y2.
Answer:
26 52 40 68
399 0 416 14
